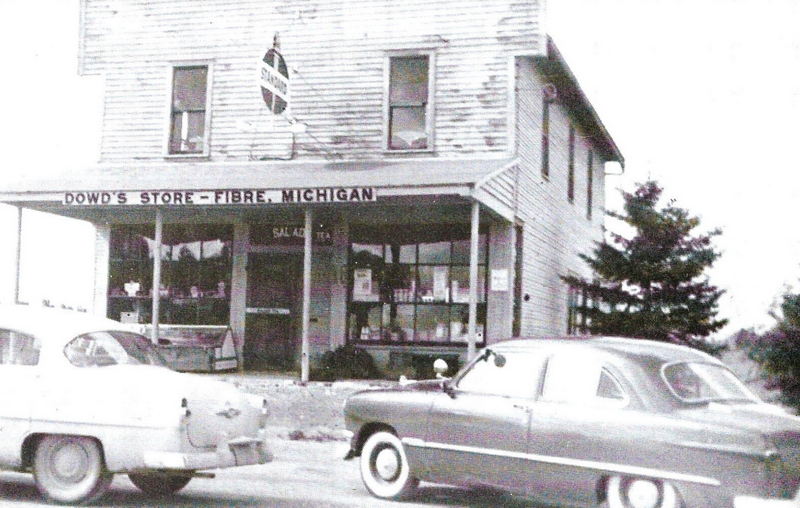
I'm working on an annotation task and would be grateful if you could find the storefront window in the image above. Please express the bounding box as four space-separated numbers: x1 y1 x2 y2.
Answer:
347 225 488 346
108 225 232 325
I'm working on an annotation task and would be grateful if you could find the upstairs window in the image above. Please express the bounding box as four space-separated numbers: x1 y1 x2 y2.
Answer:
567 125 575 202
168 65 210 156
587 150 594 219
540 97 550 178
386 54 433 151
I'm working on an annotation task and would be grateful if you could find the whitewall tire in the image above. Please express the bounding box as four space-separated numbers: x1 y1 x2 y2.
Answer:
606 475 680 508
359 431 418 500
33 435 113 504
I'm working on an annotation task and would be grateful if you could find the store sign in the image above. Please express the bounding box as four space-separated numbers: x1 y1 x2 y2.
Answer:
61 187 376 206
250 224 333 246
259 48 289 114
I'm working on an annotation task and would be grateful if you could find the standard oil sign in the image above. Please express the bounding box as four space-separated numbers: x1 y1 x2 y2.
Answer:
62 187 377 205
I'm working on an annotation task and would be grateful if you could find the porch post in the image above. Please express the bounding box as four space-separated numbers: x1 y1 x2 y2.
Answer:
468 200 480 361
13 206 22 304
151 208 163 343
301 207 313 383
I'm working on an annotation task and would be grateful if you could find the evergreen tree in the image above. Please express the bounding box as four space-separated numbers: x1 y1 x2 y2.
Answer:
747 292 800 410
562 180 727 354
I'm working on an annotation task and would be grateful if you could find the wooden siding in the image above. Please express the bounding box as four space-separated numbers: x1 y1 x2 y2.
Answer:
80 0 545 162
514 56 606 336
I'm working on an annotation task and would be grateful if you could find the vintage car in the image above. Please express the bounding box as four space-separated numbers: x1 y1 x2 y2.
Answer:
0 304 270 504
343 337 800 508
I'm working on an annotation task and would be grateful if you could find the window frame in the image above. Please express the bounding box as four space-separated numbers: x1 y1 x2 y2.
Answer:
567 124 575 203
540 96 551 179
539 353 630 408
587 149 594 219
163 61 214 159
346 225 489 347
383 50 436 153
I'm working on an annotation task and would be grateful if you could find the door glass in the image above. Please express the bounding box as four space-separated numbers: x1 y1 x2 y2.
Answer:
541 353 629 407
456 351 544 399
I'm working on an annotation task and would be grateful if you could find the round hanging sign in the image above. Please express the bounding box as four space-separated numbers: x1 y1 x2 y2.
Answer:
259 48 289 114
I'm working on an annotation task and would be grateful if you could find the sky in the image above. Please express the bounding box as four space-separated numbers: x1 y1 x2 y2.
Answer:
0 0 798 338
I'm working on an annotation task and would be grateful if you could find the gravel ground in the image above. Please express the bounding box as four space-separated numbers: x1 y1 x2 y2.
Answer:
208 373 396 441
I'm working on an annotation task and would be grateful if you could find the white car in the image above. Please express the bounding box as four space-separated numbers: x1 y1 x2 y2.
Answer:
0 304 271 504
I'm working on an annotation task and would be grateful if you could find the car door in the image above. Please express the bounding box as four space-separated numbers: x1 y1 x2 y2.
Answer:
526 351 633 507
423 349 547 492
0 328 41 467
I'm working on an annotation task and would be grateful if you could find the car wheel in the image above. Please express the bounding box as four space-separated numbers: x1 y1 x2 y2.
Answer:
605 475 680 508
129 473 192 495
359 431 419 500
33 435 113 504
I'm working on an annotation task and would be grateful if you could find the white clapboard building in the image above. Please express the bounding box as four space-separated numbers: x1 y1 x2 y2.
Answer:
0 0 623 377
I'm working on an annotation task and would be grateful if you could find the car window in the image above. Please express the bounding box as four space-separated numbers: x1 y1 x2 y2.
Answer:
662 362 759 403
456 351 544 399
0 329 41 366
541 353 628 407
64 331 167 368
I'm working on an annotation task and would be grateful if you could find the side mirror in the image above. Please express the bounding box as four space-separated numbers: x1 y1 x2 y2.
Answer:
433 358 449 378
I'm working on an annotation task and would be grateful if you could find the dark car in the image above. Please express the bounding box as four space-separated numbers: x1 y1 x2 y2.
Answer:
343 337 800 508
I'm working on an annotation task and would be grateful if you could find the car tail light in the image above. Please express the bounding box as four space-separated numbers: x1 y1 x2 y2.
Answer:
181 397 192 418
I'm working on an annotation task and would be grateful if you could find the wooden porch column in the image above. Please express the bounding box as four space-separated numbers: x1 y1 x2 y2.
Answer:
12 206 22 304
468 200 480 361
151 208 163 343
301 208 313 383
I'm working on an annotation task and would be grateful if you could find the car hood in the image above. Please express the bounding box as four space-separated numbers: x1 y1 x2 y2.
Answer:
352 379 445 397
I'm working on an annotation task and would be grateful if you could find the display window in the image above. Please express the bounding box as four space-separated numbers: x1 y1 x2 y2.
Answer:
348 225 488 345
107 225 232 325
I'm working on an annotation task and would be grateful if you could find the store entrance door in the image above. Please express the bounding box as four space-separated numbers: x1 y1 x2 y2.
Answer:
245 254 300 370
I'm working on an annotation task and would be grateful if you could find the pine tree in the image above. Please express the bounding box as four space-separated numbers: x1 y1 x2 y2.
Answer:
747 292 800 410
562 180 727 354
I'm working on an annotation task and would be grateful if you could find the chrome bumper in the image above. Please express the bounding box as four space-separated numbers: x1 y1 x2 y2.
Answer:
143 431 272 470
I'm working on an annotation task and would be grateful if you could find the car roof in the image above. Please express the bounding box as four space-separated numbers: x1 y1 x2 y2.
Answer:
0 304 132 343
488 336 719 366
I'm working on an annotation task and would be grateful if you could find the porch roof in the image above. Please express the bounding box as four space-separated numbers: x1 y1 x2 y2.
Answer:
0 158 513 194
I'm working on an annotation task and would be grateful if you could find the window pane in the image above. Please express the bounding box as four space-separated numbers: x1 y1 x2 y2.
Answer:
389 106 427 150
383 304 414 342
419 241 450 264
170 111 205 154
415 305 450 342
390 56 428 104
597 370 625 400
386 264 416 303
541 353 602 403
350 303 383 341
452 234 487 264
418 265 449 303
384 242 416 264
450 266 486 303
172 67 207 111
457 352 544 398
450 304 486 343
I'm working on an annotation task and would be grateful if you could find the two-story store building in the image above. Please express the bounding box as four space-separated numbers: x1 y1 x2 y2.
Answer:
0 0 623 377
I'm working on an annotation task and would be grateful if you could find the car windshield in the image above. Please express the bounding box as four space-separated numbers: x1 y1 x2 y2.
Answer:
662 362 759 404
64 331 168 368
